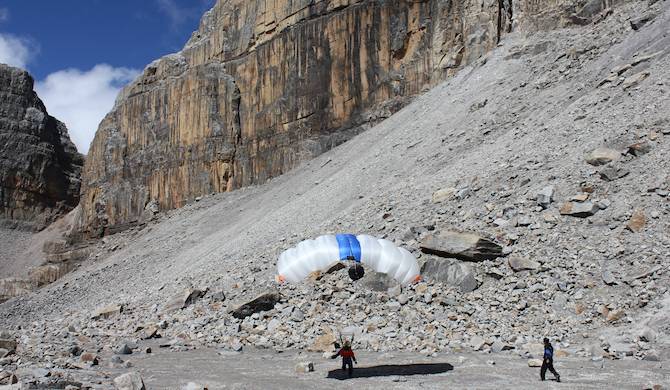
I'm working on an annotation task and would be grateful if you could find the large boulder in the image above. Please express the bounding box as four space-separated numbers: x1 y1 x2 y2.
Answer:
229 291 281 319
421 259 478 293
420 232 503 261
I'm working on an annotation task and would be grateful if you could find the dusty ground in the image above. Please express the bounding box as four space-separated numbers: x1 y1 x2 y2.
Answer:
106 347 668 390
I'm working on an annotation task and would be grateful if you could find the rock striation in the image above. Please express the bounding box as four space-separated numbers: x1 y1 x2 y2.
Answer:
78 0 624 236
0 64 83 230
79 0 516 235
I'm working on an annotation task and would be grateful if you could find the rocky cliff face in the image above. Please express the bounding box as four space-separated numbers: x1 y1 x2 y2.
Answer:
0 64 83 230
79 0 615 235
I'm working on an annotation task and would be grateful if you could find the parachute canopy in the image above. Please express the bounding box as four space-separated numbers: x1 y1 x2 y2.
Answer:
277 234 420 285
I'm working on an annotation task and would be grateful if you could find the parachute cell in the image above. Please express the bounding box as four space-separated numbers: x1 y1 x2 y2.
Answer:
277 234 420 285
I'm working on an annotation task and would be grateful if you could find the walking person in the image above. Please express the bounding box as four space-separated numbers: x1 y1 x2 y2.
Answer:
332 340 357 377
541 338 561 382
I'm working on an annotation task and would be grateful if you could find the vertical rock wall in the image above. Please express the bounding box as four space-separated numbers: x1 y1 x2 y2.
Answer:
79 0 612 235
0 64 83 230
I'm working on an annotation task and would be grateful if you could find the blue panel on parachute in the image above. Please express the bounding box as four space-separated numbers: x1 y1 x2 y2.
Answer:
336 234 361 262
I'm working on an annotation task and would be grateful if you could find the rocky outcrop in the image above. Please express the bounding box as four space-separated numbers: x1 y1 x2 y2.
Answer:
79 0 622 235
78 0 515 235
0 64 83 230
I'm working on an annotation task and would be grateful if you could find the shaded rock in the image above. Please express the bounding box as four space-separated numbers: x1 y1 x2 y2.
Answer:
139 325 161 340
585 148 620 166
164 289 203 312
626 141 652 156
536 186 554 209
92 304 123 320
432 187 456 203
115 343 133 355
622 70 650 89
229 291 280 319
639 327 656 343
295 362 315 373
308 332 336 352
626 209 646 232
470 336 486 351
0 336 16 353
508 257 540 272
0 348 8 359
420 232 503 261
361 271 398 292
630 13 655 30
607 309 625 322
599 166 630 181
79 352 98 366
602 270 617 286
113 372 146 390
421 259 478 293
559 201 599 217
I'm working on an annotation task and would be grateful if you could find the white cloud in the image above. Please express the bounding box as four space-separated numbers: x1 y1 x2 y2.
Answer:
156 0 187 28
35 65 139 154
0 8 9 23
0 33 35 69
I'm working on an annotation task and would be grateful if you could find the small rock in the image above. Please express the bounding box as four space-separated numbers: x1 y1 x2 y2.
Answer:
600 166 630 181
92 304 123 320
308 332 336 352
528 359 543 367
79 352 99 366
113 372 146 390
602 270 617 285
164 289 203 312
470 336 486 351
627 141 652 156
607 309 625 322
116 343 133 355
622 70 650 89
639 327 656 343
585 148 620 166
290 308 305 322
508 257 540 272
559 201 599 217
536 186 554 208
431 187 456 203
397 294 409 305
630 13 655 30
295 362 314 373
626 210 646 232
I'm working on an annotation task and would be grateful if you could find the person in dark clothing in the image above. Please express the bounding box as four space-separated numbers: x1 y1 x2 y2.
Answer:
332 341 357 377
541 338 561 382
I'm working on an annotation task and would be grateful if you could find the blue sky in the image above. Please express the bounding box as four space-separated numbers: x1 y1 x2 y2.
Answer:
0 0 216 153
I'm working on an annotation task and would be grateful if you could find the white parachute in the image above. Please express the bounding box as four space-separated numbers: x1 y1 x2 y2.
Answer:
276 234 420 285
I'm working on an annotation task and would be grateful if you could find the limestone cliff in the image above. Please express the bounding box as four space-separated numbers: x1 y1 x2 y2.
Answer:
79 0 614 235
0 64 83 230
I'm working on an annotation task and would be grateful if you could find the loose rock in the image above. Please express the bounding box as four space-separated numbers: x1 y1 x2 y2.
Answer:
113 372 146 390
420 232 503 261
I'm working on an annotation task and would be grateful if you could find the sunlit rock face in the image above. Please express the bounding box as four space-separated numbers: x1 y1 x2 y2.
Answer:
82 0 602 235
0 64 83 230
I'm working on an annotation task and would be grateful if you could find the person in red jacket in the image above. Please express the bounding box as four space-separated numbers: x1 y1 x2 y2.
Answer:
332 340 357 377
